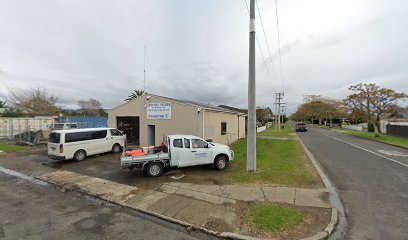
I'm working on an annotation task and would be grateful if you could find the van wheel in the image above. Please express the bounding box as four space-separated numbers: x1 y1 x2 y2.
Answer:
112 144 122 153
214 156 228 170
73 150 86 162
145 163 163 177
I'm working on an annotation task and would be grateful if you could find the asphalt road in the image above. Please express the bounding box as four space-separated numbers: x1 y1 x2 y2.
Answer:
0 172 217 240
298 126 408 240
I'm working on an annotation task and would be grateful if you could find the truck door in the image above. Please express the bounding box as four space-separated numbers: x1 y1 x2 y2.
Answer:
170 138 191 167
190 138 212 165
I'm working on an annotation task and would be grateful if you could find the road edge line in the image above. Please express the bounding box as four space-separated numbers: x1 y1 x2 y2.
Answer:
298 138 344 240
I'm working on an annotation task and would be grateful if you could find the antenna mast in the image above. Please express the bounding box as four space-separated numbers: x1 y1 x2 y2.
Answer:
143 45 146 92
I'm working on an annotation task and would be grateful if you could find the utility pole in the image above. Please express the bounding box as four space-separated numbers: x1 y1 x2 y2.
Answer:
275 92 284 129
247 0 256 172
280 105 286 125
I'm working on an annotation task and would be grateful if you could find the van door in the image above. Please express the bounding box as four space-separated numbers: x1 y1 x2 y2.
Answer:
89 130 109 154
109 129 125 148
48 132 61 156
190 138 212 165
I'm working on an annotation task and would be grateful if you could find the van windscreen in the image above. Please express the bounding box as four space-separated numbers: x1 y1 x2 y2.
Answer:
49 132 60 143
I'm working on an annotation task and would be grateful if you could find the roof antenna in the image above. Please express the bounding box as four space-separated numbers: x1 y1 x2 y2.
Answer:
143 45 146 93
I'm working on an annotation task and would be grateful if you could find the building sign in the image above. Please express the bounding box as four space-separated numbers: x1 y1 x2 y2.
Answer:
147 103 172 120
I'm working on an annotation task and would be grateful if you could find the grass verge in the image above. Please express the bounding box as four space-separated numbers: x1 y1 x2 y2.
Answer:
0 142 30 152
315 125 408 148
246 204 304 232
228 138 317 186
336 130 408 148
257 123 297 138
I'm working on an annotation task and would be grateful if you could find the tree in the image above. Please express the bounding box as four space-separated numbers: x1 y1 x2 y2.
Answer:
6 87 59 114
256 107 273 125
344 83 407 133
2 108 26 117
125 90 145 102
0 100 6 108
77 98 103 116
290 96 347 126
98 108 108 117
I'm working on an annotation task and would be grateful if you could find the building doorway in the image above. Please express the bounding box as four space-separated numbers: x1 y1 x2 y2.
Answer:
148 125 155 146
117 116 140 145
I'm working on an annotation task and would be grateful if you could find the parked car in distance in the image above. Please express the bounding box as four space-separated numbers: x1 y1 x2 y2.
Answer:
121 135 234 177
50 123 78 130
295 123 307 132
48 128 125 161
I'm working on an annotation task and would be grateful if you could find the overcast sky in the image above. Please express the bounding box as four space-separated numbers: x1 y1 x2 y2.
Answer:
0 0 407 113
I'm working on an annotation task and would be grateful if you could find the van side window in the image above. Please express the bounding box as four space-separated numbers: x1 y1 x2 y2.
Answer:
184 139 190 148
65 132 90 143
173 139 183 148
65 130 107 143
91 130 107 139
110 129 123 136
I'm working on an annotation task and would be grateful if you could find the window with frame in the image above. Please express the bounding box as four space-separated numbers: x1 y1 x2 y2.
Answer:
191 139 207 148
184 139 190 148
110 129 123 136
173 139 183 148
221 122 227 135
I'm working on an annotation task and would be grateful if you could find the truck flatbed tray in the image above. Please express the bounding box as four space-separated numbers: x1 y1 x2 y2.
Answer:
121 153 169 168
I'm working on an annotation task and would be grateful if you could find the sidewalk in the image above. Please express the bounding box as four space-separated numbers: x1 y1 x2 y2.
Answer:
39 170 332 238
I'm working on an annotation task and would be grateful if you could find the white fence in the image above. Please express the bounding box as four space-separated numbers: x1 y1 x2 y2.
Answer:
257 126 267 132
0 117 55 140
342 125 363 131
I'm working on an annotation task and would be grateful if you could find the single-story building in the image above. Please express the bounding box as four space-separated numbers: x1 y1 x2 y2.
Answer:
108 93 246 146
380 109 408 137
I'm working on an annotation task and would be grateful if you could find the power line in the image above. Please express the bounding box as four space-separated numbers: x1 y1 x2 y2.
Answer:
244 0 278 93
255 1 279 84
274 0 284 92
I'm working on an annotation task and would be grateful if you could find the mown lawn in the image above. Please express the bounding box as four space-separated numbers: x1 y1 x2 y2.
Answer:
315 125 408 148
246 204 304 232
257 123 298 138
228 138 317 186
0 142 30 152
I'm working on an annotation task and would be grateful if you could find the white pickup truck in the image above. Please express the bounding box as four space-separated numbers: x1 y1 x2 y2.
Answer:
121 135 234 177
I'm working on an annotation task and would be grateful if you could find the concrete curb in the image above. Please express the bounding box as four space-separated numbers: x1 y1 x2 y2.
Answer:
35 176 232 239
297 134 341 240
36 173 337 240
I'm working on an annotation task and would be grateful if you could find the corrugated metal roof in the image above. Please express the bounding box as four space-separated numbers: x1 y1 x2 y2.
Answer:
109 92 247 116
149 94 247 116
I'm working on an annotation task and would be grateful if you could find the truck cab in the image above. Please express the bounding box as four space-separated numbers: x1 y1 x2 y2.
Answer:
167 135 234 169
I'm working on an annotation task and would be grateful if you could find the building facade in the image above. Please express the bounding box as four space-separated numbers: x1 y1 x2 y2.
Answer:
108 94 246 146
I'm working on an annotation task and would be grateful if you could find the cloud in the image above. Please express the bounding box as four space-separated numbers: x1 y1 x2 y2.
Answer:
0 0 407 114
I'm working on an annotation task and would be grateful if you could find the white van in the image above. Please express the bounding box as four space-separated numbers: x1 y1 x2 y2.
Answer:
48 128 125 161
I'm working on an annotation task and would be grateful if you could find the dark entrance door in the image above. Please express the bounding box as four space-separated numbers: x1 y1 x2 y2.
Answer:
148 125 155 146
116 116 140 145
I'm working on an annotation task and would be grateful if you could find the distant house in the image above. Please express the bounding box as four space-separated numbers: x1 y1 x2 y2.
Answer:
380 109 408 137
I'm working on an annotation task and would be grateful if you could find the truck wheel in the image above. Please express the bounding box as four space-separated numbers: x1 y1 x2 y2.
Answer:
73 150 86 162
214 156 228 170
145 163 163 177
112 143 122 153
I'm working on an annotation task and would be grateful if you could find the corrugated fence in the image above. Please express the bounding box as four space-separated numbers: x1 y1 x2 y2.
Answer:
57 117 108 128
